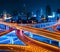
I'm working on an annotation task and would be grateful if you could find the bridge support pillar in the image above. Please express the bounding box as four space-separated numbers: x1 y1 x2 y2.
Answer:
16 29 23 36
10 37 14 44
49 40 52 44
5 25 9 30
5 25 6 30
58 42 60 48
29 32 33 38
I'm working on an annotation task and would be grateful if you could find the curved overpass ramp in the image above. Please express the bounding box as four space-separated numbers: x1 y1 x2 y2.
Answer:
0 27 14 36
0 22 60 52
15 29 59 52
0 30 59 52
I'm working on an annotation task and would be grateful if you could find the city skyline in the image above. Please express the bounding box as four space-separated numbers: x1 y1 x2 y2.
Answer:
0 0 59 12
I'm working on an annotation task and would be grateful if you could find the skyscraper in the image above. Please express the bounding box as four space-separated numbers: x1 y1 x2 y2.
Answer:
40 8 43 16
26 12 32 20
56 9 60 20
36 9 40 22
22 4 27 15
46 5 52 22
57 9 60 14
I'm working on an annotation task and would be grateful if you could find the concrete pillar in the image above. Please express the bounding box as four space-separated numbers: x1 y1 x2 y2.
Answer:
10 37 14 44
29 32 33 38
49 40 52 44
58 42 60 48
16 29 23 36
20 29 23 36
5 25 6 30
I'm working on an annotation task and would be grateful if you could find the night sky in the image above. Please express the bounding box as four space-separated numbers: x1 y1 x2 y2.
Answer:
0 0 60 12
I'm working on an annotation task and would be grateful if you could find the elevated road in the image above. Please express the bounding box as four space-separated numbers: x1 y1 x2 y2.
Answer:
0 44 32 52
0 29 59 52
0 22 60 52
0 28 14 36
0 44 58 52
0 22 60 41
16 29 59 52
21 26 60 42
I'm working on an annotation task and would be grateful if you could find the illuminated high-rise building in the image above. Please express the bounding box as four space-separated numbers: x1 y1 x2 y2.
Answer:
40 8 43 16
57 9 60 14
48 12 57 22
57 9 60 19
22 4 27 15
3 12 7 20
20 4 27 21
46 5 52 22
36 9 40 22
26 12 32 20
